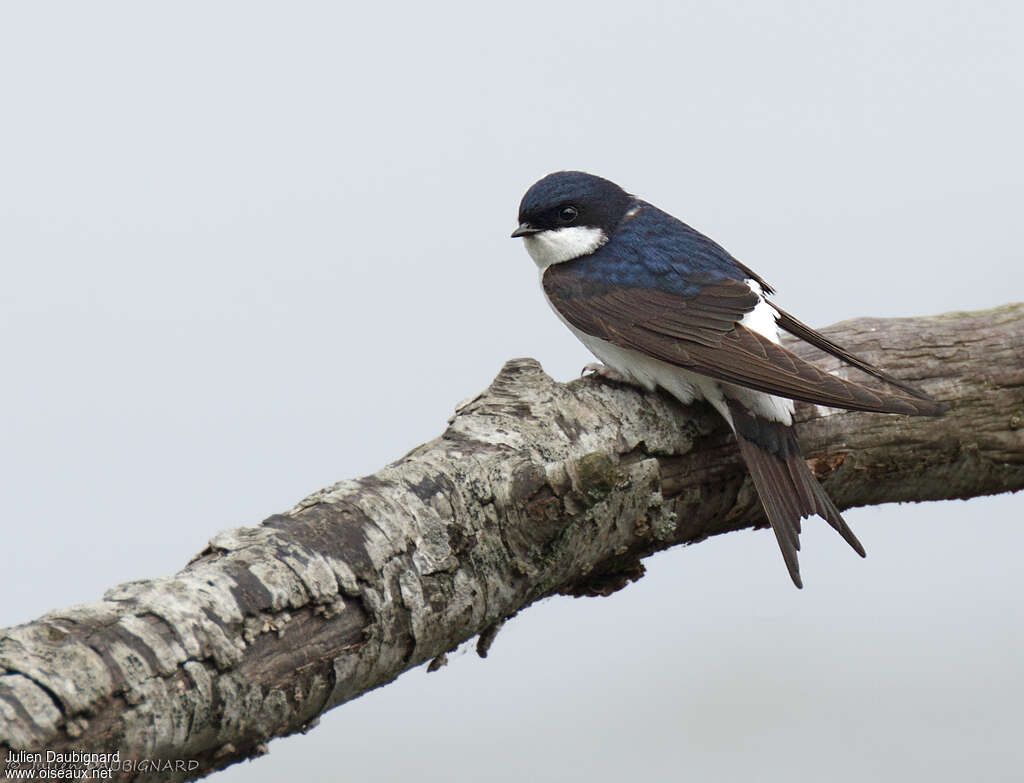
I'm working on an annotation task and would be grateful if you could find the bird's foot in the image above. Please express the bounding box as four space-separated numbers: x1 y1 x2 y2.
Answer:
581 362 631 383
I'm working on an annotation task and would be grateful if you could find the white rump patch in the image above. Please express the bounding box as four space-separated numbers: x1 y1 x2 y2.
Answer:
739 279 781 343
733 279 793 424
522 226 608 269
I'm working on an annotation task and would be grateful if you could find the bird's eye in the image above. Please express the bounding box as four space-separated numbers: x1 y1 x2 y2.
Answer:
558 205 578 223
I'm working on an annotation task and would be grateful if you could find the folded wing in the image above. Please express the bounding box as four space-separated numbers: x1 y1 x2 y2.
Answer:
543 261 947 417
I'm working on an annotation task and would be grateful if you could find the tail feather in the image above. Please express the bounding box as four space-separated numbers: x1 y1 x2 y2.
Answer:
782 451 816 518
795 460 865 557
728 398 865 588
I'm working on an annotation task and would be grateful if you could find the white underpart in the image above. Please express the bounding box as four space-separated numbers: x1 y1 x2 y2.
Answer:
523 226 608 269
539 273 795 428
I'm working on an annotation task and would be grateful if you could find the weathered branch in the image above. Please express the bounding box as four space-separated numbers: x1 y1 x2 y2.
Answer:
2 304 1022 781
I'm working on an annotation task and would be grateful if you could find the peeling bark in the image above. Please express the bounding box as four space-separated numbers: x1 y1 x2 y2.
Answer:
1 303 1022 782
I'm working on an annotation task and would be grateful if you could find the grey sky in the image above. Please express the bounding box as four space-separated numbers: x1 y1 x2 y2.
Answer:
1 2 1022 781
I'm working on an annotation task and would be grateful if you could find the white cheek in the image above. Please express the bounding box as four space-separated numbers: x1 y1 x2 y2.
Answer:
739 279 781 344
522 226 608 269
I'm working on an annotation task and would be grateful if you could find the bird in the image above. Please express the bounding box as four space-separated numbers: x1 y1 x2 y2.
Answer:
511 171 947 588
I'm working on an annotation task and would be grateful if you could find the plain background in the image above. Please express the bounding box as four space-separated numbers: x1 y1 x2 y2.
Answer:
2 2 1022 781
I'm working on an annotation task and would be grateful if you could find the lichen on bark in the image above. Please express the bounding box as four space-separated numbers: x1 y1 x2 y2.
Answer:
1 303 1022 782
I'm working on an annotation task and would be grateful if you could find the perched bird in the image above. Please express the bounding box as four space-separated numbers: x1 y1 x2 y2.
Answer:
511 171 947 587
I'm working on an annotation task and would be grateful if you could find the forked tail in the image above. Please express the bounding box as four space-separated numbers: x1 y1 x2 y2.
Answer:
726 398 864 588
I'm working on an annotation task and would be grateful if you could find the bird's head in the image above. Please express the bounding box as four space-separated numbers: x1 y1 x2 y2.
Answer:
512 171 634 269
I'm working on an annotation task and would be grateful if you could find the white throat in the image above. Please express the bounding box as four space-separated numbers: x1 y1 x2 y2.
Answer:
522 226 608 269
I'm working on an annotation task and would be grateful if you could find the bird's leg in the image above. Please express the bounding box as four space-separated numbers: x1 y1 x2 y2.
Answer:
581 362 631 383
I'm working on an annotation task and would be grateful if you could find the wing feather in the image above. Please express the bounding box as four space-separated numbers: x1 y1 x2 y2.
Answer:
544 262 947 417
773 305 937 401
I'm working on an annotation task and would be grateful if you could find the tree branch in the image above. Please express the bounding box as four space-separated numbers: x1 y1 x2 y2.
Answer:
2 303 1022 782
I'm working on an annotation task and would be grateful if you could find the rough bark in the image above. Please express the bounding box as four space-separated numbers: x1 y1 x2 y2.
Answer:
1 303 1022 782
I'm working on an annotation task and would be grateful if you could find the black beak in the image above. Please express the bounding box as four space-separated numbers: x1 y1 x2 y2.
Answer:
511 223 542 238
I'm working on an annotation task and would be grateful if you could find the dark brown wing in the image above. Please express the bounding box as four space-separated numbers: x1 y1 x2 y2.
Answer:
542 263 760 348
772 305 937 401
544 263 947 417
677 326 947 415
